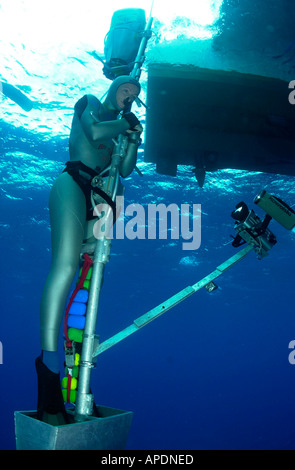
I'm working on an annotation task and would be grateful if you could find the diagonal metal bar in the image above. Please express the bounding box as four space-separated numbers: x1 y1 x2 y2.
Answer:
93 244 254 357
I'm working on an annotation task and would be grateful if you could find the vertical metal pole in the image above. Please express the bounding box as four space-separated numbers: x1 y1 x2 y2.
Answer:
74 150 124 421
131 16 153 81
74 12 154 421
74 238 111 420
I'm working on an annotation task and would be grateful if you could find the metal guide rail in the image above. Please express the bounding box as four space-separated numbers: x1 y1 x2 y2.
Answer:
93 245 254 357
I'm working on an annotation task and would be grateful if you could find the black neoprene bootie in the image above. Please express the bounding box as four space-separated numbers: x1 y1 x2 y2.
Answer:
35 355 69 425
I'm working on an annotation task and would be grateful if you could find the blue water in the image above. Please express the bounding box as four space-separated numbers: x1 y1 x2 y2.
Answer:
1 0 295 450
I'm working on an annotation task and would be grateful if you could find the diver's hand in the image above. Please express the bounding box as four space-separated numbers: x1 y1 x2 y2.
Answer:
125 123 143 134
123 112 142 133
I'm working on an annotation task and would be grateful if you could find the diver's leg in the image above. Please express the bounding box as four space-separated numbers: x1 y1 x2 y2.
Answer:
40 172 86 356
36 173 86 423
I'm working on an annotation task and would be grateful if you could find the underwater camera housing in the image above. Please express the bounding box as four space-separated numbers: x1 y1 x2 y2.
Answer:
231 189 295 258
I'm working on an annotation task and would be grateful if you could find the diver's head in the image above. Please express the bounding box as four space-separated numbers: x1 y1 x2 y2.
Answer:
103 75 141 113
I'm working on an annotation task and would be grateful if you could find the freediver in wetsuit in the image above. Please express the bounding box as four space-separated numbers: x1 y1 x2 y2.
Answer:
35 76 142 423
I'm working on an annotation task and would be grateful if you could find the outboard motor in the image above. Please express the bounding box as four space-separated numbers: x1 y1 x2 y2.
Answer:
103 8 146 80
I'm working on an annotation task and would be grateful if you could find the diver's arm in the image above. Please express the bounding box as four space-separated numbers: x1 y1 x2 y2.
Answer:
86 112 142 144
81 111 130 143
120 132 141 178
77 94 131 143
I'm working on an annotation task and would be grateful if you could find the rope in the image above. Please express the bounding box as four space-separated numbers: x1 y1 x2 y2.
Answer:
64 253 93 347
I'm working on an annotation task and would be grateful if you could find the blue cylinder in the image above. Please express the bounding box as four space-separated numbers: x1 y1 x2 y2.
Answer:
69 302 87 316
67 315 86 330
73 289 88 303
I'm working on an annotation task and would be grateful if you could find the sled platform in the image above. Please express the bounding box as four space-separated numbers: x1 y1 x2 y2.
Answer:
14 406 133 450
